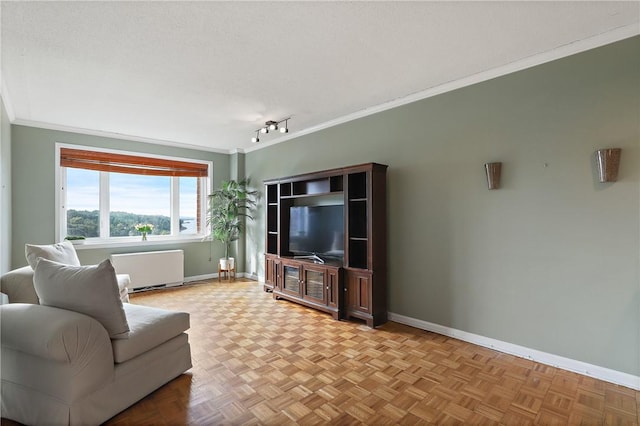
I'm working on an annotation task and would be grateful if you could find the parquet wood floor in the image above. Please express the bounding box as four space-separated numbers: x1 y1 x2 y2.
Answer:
3 280 638 425
109 280 640 425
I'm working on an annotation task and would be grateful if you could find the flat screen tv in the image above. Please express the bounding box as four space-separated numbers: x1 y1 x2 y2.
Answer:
289 205 344 261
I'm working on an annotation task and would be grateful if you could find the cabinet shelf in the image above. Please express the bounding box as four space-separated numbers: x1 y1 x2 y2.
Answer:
280 183 292 197
281 191 342 200
348 239 368 269
266 190 279 255
267 184 278 204
348 200 367 239
348 172 367 200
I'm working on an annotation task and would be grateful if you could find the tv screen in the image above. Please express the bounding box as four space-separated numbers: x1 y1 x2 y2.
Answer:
289 205 344 259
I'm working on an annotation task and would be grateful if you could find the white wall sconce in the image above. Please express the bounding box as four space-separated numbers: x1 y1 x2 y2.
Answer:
595 148 621 183
484 162 502 190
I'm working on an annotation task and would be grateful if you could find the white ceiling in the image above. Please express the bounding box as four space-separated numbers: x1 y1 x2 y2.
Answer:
2 1 639 153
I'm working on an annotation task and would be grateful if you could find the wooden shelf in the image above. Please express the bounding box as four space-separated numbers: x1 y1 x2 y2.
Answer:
267 185 278 202
280 191 341 200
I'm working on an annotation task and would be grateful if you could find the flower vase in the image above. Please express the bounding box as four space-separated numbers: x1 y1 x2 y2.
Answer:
142 232 147 241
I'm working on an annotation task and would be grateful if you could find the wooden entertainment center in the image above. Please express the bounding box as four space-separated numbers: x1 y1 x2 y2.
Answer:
264 162 387 327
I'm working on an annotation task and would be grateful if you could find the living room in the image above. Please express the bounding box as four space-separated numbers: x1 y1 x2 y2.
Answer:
1 2 639 424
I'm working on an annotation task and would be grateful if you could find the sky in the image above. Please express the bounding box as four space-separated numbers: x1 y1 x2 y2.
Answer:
66 168 198 217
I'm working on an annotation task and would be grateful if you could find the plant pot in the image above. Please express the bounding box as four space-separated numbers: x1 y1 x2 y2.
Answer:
220 258 235 270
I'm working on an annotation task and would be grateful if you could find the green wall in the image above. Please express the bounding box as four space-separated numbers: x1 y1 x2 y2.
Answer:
229 152 250 276
10 126 232 277
1 97 11 273
245 37 640 375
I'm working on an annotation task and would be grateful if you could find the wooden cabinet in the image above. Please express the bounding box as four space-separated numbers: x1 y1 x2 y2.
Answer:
344 269 386 327
264 163 387 327
345 270 371 316
264 254 280 291
274 258 342 320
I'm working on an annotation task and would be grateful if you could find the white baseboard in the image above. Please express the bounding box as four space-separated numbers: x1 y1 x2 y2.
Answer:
184 273 216 282
388 312 640 391
184 272 258 282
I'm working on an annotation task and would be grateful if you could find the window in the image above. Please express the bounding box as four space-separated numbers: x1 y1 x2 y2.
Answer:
58 145 211 243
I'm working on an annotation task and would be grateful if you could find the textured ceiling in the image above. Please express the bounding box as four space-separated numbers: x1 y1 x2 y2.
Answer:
1 2 639 153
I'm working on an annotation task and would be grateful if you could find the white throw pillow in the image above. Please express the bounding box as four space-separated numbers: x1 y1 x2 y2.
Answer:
33 258 130 339
25 241 81 270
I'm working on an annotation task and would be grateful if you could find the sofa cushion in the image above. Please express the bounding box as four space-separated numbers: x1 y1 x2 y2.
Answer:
33 258 130 339
111 303 189 363
25 241 81 270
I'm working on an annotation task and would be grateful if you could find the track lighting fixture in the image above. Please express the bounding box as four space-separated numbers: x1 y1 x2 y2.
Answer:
250 117 291 142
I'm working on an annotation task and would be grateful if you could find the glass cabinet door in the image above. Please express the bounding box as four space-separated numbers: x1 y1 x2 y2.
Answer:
303 268 325 303
283 265 300 295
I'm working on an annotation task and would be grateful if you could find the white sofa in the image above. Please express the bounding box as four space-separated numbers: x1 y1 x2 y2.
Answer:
0 243 192 425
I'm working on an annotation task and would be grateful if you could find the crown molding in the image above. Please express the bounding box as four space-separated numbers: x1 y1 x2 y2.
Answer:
245 23 640 153
11 118 229 154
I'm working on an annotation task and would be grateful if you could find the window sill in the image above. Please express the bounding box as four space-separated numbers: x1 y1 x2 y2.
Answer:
72 235 207 250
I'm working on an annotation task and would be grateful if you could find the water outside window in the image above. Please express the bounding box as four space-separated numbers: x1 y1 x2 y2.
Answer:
110 174 171 236
179 177 198 234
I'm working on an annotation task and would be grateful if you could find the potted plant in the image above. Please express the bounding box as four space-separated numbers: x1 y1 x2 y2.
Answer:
207 180 257 271
64 235 86 245
134 223 154 241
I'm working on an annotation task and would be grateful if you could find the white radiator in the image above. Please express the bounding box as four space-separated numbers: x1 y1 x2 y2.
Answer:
110 249 184 291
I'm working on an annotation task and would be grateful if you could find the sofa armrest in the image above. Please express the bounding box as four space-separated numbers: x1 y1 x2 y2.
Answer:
0 265 39 304
1 304 115 403
1 303 113 363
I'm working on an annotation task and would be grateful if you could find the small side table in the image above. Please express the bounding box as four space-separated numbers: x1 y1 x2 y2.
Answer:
218 264 236 282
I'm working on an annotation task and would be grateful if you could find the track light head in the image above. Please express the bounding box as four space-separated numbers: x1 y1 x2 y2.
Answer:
251 131 260 143
266 121 278 131
260 127 269 134
280 119 289 133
